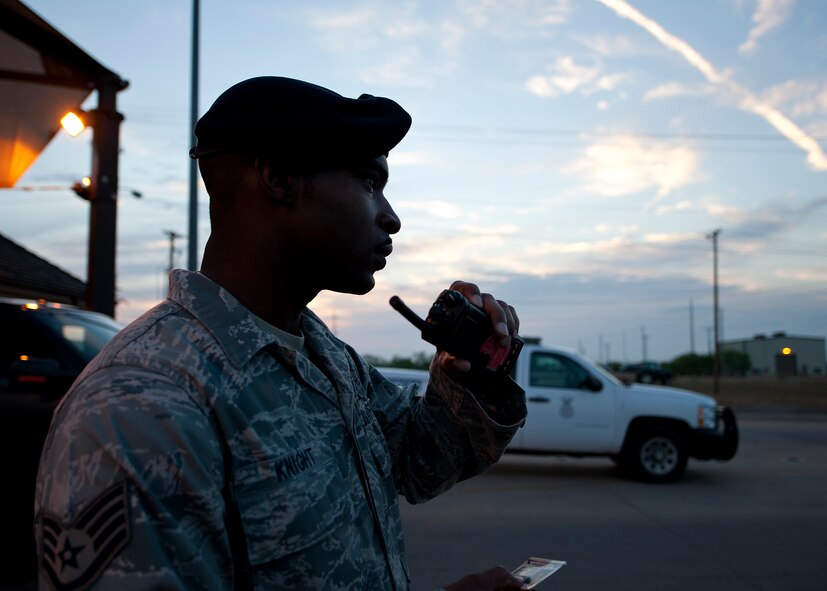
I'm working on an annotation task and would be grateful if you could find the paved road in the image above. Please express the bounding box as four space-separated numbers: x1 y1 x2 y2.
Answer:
401 414 827 591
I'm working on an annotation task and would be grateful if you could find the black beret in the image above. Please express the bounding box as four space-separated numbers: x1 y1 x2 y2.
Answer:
190 76 412 170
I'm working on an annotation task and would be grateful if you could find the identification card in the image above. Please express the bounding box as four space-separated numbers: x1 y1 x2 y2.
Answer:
512 557 566 589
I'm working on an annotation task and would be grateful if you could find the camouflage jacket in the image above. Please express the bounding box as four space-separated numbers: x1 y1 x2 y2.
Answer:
35 270 526 590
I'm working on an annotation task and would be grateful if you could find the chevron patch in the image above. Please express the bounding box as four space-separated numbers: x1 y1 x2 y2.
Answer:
38 481 130 591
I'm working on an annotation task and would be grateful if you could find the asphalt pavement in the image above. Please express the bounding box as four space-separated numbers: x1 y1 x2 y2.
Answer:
401 413 827 591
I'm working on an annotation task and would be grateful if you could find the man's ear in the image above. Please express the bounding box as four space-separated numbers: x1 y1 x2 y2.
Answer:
255 159 301 204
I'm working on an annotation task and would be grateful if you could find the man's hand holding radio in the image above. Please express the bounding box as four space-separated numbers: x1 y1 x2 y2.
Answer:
436 280 520 375
389 282 524 400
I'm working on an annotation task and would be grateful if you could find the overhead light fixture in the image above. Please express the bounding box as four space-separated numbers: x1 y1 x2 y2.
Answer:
72 176 93 200
60 111 87 137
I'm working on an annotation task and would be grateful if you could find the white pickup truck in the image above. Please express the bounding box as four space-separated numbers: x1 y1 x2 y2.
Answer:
378 340 738 483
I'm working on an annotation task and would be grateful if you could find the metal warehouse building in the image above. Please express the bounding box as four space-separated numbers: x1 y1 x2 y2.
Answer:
721 332 826 377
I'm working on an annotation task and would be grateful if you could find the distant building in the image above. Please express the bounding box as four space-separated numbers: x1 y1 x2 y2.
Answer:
721 332 826 377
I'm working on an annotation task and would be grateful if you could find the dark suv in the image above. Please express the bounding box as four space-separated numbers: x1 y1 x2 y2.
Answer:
0 298 121 583
617 361 673 385
1 298 122 413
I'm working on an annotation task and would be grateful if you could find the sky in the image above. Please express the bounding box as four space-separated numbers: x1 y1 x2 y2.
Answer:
3 0 826 364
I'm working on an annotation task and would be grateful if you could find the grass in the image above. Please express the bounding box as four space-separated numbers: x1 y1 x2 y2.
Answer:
671 375 827 411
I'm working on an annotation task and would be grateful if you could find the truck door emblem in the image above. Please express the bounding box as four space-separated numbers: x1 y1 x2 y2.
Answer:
560 397 574 418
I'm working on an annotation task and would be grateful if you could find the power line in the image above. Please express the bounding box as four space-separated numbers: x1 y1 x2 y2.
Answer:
416 123 827 143
407 134 814 155
112 104 827 150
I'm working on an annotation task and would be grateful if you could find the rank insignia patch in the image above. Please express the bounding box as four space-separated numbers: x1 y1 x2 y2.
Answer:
38 481 130 591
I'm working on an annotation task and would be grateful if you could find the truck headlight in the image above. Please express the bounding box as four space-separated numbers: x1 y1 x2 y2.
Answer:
697 405 717 429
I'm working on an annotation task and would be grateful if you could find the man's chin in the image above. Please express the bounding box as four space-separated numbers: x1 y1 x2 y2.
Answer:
329 275 376 296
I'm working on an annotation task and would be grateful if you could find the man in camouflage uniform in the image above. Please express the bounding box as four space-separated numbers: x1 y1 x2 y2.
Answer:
35 77 527 590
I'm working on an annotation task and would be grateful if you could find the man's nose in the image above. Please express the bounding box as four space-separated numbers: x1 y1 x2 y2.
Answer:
378 197 401 234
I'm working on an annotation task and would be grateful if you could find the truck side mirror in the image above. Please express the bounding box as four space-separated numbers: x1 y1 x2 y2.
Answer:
582 374 603 392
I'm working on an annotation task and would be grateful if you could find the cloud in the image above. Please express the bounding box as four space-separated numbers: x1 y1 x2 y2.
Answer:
389 151 435 167
304 5 458 87
760 79 827 117
308 1 572 88
643 232 702 244
574 33 637 57
456 223 520 236
707 194 827 244
458 0 571 32
644 82 715 102
655 200 694 214
518 231 708 279
396 200 462 219
593 73 625 92
687 194 826 246
438 20 467 54
305 7 378 51
594 0 827 170
774 268 827 282
739 0 796 55
308 7 373 30
703 201 748 223
527 236 630 256
525 56 597 97
807 120 827 137
563 135 700 198
360 46 458 88
392 232 513 277
524 56 625 98
594 223 640 234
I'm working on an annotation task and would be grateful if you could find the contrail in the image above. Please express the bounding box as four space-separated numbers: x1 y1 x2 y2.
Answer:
595 0 827 170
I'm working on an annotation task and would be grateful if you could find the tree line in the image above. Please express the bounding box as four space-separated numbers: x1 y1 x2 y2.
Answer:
364 351 432 371
366 350 752 377
662 351 751 376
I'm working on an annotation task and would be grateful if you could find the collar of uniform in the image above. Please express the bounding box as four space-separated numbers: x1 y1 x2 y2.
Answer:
168 269 281 368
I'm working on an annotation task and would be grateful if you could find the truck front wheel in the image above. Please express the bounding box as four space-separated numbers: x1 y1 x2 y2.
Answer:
622 427 687 483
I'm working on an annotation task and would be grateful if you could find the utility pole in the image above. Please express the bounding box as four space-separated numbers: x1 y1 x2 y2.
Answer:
689 298 696 353
622 330 627 362
86 77 127 317
188 0 200 271
641 326 648 362
163 230 182 295
707 229 721 395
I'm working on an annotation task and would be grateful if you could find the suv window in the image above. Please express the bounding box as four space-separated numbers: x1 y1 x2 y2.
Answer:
35 308 122 363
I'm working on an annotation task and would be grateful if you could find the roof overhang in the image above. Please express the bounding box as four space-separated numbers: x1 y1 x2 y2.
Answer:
0 0 127 187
